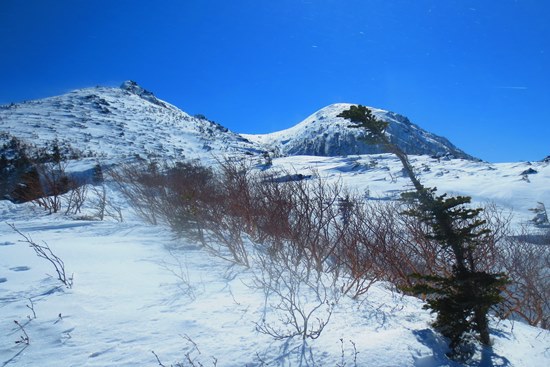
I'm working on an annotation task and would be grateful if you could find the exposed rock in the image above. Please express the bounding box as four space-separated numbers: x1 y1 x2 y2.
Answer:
120 80 169 108
521 168 538 175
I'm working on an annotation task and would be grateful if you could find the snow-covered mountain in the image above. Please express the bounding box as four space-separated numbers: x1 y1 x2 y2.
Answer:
0 81 264 164
243 103 475 159
1 82 548 216
1 82 548 217
1 83 474 163
0 83 549 367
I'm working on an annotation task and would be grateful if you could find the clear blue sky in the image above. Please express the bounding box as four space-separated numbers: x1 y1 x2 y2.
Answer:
1 0 549 162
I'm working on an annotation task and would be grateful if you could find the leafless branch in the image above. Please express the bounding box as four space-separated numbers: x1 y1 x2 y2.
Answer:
9 223 73 288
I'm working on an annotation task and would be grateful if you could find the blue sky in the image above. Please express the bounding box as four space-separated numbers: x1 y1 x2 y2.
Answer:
1 0 549 162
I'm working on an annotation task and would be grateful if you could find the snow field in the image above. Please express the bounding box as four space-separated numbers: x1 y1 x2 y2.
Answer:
0 84 549 365
1 179 549 366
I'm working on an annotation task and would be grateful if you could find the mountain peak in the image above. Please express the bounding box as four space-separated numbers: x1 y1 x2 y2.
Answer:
244 103 476 160
120 80 168 108
120 80 145 93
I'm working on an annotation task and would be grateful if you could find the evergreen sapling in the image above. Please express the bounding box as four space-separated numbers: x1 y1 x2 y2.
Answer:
338 105 508 360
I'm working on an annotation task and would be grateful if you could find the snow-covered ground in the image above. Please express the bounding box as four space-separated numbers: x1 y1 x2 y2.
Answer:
268 154 550 224
1 155 549 367
1 84 549 366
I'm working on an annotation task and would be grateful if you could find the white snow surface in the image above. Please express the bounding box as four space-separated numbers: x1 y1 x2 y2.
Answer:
1 155 549 366
1 183 549 367
1 84 549 366
267 154 550 224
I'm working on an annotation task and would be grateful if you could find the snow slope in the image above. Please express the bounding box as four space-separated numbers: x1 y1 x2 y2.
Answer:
243 104 475 159
1 83 549 366
1 187 548 367
1 87 473 164
0 82 264 165
266 154 550 223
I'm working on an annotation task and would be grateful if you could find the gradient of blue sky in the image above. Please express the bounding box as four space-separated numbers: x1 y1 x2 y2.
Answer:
1 0 548 162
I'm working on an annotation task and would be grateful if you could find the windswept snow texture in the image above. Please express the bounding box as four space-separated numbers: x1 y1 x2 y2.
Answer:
243 103 476 159
0 82 264 164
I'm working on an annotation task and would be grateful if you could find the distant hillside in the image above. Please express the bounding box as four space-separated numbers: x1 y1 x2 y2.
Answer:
0 81 264 164
0 83 476 165
243 103 476 160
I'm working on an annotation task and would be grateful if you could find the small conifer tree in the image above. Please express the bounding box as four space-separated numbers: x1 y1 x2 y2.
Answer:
338 105 508 359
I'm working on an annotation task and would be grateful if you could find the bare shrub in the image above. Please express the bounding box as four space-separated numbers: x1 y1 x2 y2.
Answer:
246 170 293 246
192 160 254 266
334 199 390 298
496 232 549 329
252 243 339 341
111 157 549 332
250 172 348 275
9 223 73 288
90 184 107 220
64 182 88 215
152 333 219 367
530 202 549 227
336 338 359 367
238 170 376 342
332 199 451 294
284 175 347 273
111 160 252 266
16 159 97 217
158 160 253 266
158 162 217 240
110 161 164 225
113 159 377 292
380 202 453 288
11 161 72 214
88 183 123 222
36 161 76 213
113 157 550 333
14 320 30 345
11 167 42 204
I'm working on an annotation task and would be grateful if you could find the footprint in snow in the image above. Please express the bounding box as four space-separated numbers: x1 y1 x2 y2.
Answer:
9 266 31 272
0 277 7 283
0 242 15 246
